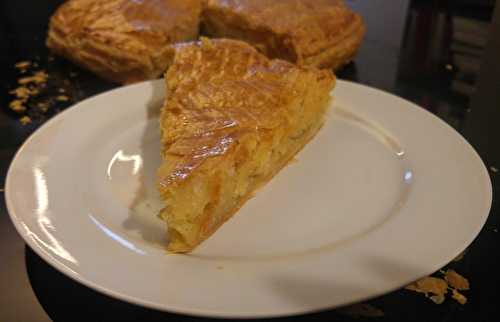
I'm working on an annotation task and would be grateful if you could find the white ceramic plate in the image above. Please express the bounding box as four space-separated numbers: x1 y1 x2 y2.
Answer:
6 80 492 318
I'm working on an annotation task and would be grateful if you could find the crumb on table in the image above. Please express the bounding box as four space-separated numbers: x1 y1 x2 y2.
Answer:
18 70 48 85
406 271 471 305
445 269 470 290
430 294 446 304
9 100 27 113
10 86 39 99
9 67 73 120
37 102 50 112
20 116 32 125
452 289 467 305
405 277 448 296
15 61 31 70
491 166 498 173
56 95 70 102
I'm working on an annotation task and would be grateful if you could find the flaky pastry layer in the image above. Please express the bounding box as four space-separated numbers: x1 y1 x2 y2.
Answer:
157 38 335 252
46 0 201 84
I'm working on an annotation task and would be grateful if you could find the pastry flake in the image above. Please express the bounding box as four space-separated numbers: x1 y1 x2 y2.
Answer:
405 277 448 296
157 38 335 252
451 289 467 305
47 0 202 84
202 0 365 70
444 269 470 291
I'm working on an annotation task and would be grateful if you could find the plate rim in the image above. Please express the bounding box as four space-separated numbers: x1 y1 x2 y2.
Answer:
5 79 493 318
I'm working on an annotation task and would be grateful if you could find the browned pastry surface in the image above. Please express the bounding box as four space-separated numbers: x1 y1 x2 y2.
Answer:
157 38 335 252
47 0 201 84
202 0 365 70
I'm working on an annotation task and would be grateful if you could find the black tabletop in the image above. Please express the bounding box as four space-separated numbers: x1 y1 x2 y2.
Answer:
1 1 500 321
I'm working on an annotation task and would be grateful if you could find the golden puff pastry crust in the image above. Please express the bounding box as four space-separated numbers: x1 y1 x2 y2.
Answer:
202 0 365 70
157 38 335 253
46 0 202 84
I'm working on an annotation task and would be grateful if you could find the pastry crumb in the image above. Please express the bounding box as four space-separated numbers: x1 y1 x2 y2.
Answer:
407 271 470 305
18 70 48 85
430 294 446 304
452 289 467 305
445 270 469 291
20 116 32 125
216 266 224 270
56 95 70 102
338 303 385 318
490 166 498 173
37 102 50 112
10 86 39 99
9 63 76 120
15 61 31 70
9 100 27 113
494 228 498 233
405 277 448 296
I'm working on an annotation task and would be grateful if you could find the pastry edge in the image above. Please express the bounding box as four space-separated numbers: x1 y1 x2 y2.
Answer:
163 98 333 253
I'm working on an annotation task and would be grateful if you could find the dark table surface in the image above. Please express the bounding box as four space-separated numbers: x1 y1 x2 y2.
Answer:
1 1 500 321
